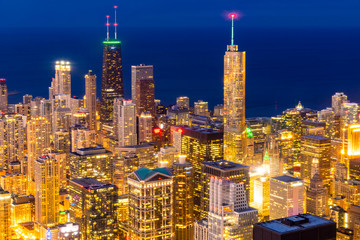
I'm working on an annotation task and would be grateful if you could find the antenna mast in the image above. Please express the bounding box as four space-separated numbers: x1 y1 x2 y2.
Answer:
114 6 118 40
106 15 110 41
231 14 235 45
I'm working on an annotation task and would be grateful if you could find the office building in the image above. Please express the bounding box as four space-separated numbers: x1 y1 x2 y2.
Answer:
70 147 113 183
223 35 247 163
113 153 139 195
172 155 194 240
194 100 209 116
138 112 153 144
85 70 97 130
100 40 123 123
0 188 11 240
54 130 70 154
253 176 270 221
176 96 190 109
0 172 27 196
200 160 250 220
208 177 258 240
114 144 157 169
0 78 8 113
11 195 34 226
300 135 331 186
35 154 59 227
158 146 177 168
70 126 96 152
50 61 71 97
341 102 359 125
332 92 348 116
306 173 328 217
127 167 173 239
69 178 118 239
57 222 80 240
253 214 336 240
270 175 304 220
131 64 155 116
113 98 137 146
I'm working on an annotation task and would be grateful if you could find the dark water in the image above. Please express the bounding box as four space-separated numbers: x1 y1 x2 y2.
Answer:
1 26 360 117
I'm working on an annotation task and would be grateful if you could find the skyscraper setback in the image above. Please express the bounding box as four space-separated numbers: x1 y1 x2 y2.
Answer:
85 70 97 130
223 14 247 163
50 61 71 98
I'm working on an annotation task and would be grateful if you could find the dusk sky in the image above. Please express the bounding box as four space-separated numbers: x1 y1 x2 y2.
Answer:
1 0 360 29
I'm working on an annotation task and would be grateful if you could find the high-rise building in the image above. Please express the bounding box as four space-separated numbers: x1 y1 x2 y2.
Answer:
253 214 336 240
69 178 118 239
54 130 70 154
332 92 348 116
131 64 155 116
223 19 247 163
113 98 137 146
341 102 359 125
300 135 331 186
318 107 340 139
264 133 283 177
208 177 258 240
348 124 360 157
127 167 173 239
85 70 97 130
138 112 153 144
70 126 96 152
306 173 327 217
100 40 123 123
27 117 51 194
51 61 71 97
114 144 157 169
0 78 8 113
57 222 80 240
0 187 11 240
0 114 26 171
158 146 177 168
172 155 194 240
113 153 139 195
0 173 27 196
194 100 209 116
270 175 304 220
69 147 113 183
35 154 59 227
176 96 190 109
199 160 250 220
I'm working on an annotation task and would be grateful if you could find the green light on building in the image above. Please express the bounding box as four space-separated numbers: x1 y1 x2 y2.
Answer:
246 127 254 138
264 151 270 161
103 41 121 44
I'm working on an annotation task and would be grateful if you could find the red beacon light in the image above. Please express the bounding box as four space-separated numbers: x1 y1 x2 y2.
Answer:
177 128 183 133
153 128 161 134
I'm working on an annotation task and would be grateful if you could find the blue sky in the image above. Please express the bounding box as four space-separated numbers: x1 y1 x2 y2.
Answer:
1 0 360 29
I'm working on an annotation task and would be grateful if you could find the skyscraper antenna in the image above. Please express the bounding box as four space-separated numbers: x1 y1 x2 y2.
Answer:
114 6 118 40
230 13 236 45
106 15 110 41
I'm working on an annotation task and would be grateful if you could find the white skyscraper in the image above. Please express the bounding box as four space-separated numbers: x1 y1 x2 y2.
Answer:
207 177 258 240
332 92 347 116
270 175 304 220
113 98 137 146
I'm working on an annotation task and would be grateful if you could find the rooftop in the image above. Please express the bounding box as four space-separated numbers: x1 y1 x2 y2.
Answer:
255 214 335 234
272 175 303 183
71 178 115 190
73 146 110 156
303 135 330 140
134 167 172 181
202 160 249 170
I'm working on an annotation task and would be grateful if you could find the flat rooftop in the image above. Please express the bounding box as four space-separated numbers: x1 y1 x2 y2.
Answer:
255 214 335 234
272 175 303 183
303 135 330 140
72 146 110 156
202 160 249 170
71 178 115 190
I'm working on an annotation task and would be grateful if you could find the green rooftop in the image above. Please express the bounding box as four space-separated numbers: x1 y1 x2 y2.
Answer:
135 167 172 181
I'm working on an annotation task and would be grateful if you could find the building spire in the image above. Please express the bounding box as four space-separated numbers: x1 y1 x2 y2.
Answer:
114 6 118 40
106 15 110 41
230 13 236 45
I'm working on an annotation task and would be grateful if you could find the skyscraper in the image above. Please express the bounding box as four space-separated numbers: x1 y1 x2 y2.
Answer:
35 154 59 227
176 96 190 109
0 187 11 240
100 40 123 123
0 78 8 113
138 112 153 144
127 167 173 239
85 70 97 130
172 155 194 239
194 100 209 116
306 173 328 217
113 98 137 146
270 175 304 220
69 178 118 239
223 15 247 163
332 92 348 116
51 61 71 97
131 64 155 117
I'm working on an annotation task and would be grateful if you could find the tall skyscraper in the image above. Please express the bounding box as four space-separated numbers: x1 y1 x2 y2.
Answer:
332 92 348 116
270 175 304 220
51 61 71 97
35 154 59 227
70 126 96 152
0 78 8 113
0 114 26 171
85 70 97 130
27 117 51 194
69 178 118 239
208 177 258 240
127 167 173 239
194 100 209 116
0 187 11 240
100 39 123 123
113 98 137 146
138 112 153 144
172 155 194 239
131 64 155 117
306 173 328 217
223 15 247 163
176 96 190 109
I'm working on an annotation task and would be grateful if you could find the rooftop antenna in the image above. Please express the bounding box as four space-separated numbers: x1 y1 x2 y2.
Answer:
230 13 236 45
106 15 110 41
114 6 118 40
